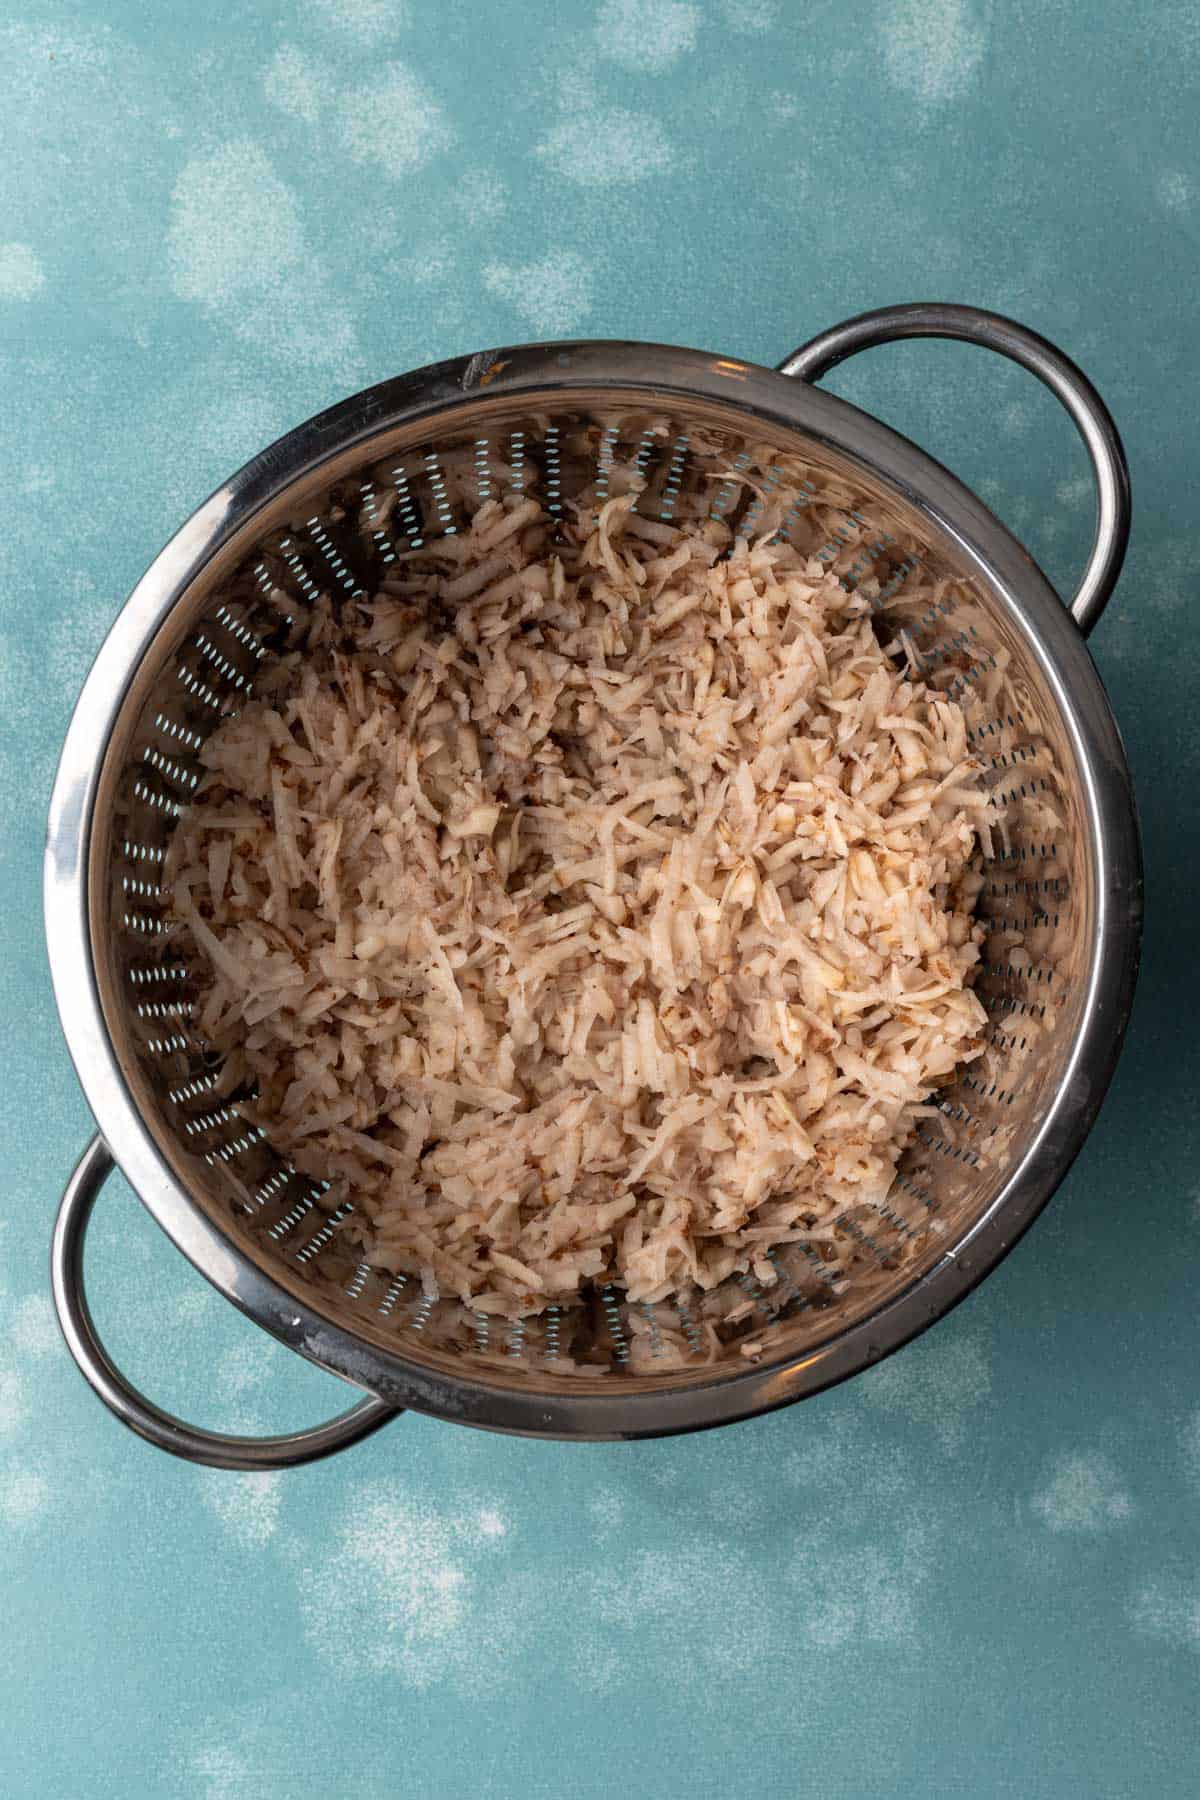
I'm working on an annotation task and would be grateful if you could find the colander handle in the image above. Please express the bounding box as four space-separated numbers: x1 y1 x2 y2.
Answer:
777 303 1131 637
51 1137 402 1470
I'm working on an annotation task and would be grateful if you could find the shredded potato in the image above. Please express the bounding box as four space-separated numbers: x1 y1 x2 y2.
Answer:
167 480 994 1320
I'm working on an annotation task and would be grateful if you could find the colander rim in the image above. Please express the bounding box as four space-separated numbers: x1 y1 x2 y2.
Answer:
43 336 1142 1439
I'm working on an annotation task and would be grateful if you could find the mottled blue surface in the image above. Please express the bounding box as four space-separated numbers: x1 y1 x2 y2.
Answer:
2 2 1197 1795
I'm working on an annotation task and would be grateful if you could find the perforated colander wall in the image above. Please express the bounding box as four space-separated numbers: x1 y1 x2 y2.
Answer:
92 393 1090 1394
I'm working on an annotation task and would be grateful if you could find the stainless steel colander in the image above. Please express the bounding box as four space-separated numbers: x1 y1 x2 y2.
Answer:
45 304 1141 1469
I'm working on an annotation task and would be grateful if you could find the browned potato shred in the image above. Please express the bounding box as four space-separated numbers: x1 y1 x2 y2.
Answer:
168 482 994 1321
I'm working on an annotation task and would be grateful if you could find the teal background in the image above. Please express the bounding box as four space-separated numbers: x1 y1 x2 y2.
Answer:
2 2 1197 1795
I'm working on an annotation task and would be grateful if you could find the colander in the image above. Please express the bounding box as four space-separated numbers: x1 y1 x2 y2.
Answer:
45 304 1141 1470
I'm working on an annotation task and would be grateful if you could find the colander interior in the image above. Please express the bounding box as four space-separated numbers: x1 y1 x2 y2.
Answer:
86 380 1093 1405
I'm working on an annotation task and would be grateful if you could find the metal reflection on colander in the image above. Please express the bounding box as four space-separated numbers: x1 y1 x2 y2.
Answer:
45 306 1141 1468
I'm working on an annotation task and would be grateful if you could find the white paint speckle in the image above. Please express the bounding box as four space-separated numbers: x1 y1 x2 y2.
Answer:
9 1295 60 1361
1156 169 1193 213
483 252 595 333
1180 1410 1200 1490
339 62 454 179
788 1528 932 1646
176 1286 219 1326
189 1742 256 1800
169 142 306 306
587 1537 788 1685
591 1539 752 1625
0 734 58 836
595 0 700 72
197 1468 284 1550
167 141 359 370
859 1328 992 1450
0 243 46 301
263 46 328 125
1129 1576 1200 1648
0 22 182 328
1031 1451 1132 1533
216 1337 281 1398
44 577 117 699
1138 534 1194 616
1055 474 1093 509
310 0 408 41
0 1358 31 1435
719 0 780 30
881 0 988 115
781 1411 914 1504
288 1483 507 1686
450 167 509 224
0 1468 51 1524
587 1487 627 1534
569 1642 624 1694
390 236 456 287
1000 400 1033 437
536 106 674 186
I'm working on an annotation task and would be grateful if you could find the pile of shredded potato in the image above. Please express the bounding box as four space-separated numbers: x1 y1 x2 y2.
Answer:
168 483 994 1320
